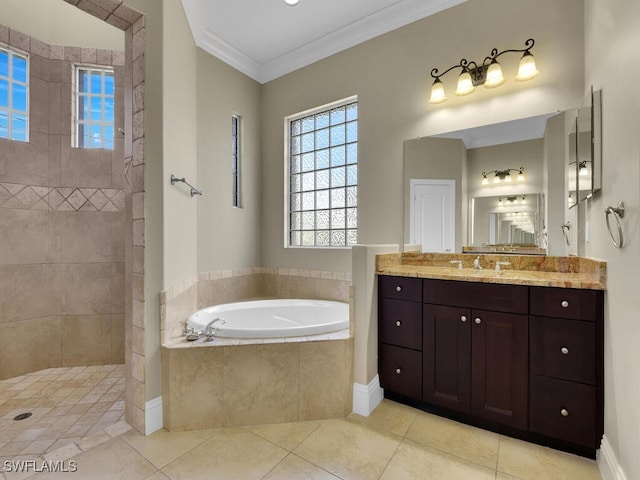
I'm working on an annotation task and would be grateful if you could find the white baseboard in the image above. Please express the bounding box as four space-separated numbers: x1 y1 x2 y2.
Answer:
352 375 384 416
597 435 628 480
145 396 163 435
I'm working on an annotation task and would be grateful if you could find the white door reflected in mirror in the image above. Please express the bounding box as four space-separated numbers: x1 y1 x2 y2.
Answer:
410 179 455 253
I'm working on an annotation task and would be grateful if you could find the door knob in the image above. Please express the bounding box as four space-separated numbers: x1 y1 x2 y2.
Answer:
396 286 402 292
395 320 401 327
474 318 482 325
461 315 467 323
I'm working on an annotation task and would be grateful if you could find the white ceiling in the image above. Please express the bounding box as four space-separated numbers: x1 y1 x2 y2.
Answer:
181 0 466 84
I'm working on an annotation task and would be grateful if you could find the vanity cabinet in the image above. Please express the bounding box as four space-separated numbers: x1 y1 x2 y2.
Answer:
529 286 603 449
422 280 528 430
378 275 604 456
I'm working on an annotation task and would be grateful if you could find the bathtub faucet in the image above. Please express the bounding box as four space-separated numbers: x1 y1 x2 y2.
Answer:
184 317 226 342
203 317 226 341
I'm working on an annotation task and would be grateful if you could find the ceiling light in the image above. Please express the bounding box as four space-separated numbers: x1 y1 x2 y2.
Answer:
284 0 300 5
428 38 539 104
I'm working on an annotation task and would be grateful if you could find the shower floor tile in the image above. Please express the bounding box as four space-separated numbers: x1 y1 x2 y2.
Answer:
0 364 125 462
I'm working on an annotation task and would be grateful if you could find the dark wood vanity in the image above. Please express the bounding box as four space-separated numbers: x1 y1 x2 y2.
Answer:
378 273 604 458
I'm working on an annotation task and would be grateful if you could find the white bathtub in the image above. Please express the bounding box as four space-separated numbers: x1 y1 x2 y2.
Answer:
187 299 349 339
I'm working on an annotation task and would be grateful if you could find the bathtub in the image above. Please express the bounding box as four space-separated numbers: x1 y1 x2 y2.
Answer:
187 299 349 339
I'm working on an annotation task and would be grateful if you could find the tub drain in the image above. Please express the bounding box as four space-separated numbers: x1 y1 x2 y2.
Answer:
13 412 32 421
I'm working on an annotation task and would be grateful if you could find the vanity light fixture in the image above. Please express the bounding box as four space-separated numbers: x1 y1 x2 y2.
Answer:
481 167 525 185
579 160 589 176
284 0 300 5
428 38 540 104
498 195 527 207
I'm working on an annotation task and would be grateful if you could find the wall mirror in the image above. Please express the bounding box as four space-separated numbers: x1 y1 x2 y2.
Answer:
403 113 569 255
567 112 578 208
576 87 602 202
469 193 544 250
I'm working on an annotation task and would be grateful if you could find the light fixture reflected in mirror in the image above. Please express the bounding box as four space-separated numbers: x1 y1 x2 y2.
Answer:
579 160 589 176
481 167 525 185
429 38 539 104
284 0 300 5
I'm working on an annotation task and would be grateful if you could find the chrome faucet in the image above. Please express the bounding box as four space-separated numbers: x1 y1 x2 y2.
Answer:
184 317 226 342
449 259 463 269
495 261 511 272
473 256 483 270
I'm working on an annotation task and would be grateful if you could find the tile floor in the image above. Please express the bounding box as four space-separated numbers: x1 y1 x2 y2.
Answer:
0 365 125 467
0 398 602 479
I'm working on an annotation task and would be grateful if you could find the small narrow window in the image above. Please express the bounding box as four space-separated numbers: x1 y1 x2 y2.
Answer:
232 114 241 207
75 66 114 149
0 46 29 142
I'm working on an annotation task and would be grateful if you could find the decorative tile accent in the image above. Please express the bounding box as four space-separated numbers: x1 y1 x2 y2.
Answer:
0 182 124 212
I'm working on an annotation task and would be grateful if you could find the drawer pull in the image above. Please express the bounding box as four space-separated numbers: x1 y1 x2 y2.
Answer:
395 368 402 375
561 300 569 308
474 317 482 325
395 320 401 327
396 286 402 292
560 408 569 417
561 347 569 355
461 315 467 323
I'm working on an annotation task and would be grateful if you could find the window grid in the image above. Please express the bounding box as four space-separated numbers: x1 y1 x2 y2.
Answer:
288 100 357 247
0 46 29 142
75 66 115 150
232 115 241 208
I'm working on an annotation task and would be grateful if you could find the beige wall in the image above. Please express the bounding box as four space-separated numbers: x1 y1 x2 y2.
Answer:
196 50 262 271
584 0 640 478
1 0 124 50
261 0 584 273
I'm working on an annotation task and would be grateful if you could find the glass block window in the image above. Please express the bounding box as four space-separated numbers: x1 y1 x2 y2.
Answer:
0 46 29 142
287 98 358 247
75 66 114 149
232 114 241 208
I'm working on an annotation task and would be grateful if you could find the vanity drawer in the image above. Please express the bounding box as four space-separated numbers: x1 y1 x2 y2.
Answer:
379 275 422 302
530 375 596 448
423 279 528 314
530 316 596 384
530 287 599 321
379 344 422 399
379 298 422 350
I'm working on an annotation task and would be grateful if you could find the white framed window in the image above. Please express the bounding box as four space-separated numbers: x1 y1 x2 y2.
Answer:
74 66 114 149
286 96 358 248
0 46 29 142
232 114 241 208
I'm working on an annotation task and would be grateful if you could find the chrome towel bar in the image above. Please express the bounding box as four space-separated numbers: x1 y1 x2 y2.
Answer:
170 174 203 197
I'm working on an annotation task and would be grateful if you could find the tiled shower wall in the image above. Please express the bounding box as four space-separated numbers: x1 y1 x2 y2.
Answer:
0 27 125 380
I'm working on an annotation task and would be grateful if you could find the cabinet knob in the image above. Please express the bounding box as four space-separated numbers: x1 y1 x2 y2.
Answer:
461 315 467 323
474 317 482 325
561 347 569 355
395 368 402 375
560 408 569 417
395 320 401 327
561 300 569 308
396 286 402 292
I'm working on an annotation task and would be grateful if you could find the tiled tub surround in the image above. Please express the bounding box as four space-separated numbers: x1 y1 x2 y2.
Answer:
160 268 353 431
377 252 606 290
0 28 126 380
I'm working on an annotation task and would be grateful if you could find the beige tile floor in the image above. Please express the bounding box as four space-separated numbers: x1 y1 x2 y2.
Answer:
0 398 602 480
0 365 125 467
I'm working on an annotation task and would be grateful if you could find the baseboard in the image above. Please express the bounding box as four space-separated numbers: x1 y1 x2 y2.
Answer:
597 435 628 480
352 375 384 416
145 396 163 435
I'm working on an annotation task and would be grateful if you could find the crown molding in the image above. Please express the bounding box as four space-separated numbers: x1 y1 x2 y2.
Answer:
190 0 466 84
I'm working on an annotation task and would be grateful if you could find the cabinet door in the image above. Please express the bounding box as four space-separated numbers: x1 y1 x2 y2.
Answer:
423 304 471 413
471 310 528 429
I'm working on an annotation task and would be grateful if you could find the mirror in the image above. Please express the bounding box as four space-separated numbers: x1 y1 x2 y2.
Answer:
576 87 602 201
567 113 578 208
404 114 558 254
468 194 543 250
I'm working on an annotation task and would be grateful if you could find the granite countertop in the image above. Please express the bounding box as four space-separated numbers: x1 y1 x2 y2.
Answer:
376 252 606 290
